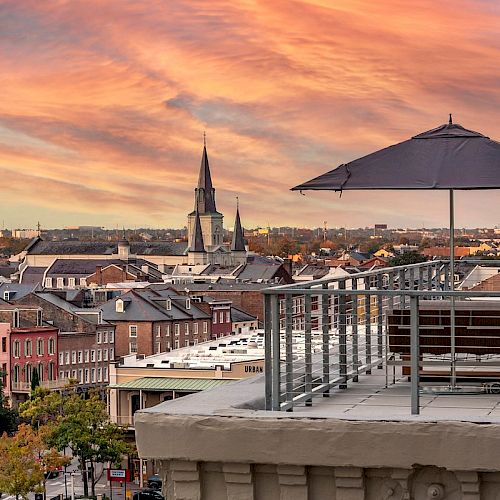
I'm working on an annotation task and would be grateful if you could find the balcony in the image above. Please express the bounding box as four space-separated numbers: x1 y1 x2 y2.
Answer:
135 260 500 499
11 378 71 393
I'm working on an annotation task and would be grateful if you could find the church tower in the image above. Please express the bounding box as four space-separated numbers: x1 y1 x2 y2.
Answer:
188 210 208 265
231 199 247 265
187 139 224 251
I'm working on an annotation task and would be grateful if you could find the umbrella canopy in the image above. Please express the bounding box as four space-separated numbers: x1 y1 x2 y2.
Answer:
292 118 500 192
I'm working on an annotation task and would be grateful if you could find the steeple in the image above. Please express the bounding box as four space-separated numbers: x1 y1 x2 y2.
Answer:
231 198 246 252
190 210 206 253
194 140 217 214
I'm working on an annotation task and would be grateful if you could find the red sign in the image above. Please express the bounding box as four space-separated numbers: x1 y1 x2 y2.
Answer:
107 469 131 482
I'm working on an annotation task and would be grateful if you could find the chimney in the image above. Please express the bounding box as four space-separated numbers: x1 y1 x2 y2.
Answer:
95 265 102 285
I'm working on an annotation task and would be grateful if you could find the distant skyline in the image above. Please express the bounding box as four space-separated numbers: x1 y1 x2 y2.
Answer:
1 1 500 229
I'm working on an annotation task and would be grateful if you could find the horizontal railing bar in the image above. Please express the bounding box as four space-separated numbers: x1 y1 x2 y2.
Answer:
263 288 500 297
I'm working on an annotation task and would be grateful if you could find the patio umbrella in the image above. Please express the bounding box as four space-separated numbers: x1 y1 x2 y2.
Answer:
292 116 500 388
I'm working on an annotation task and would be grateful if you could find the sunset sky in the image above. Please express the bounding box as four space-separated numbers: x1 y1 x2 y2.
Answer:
1 0 500 230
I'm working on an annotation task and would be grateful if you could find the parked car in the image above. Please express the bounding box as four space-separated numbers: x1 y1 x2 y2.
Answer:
133 489 164 500
147 475 162 490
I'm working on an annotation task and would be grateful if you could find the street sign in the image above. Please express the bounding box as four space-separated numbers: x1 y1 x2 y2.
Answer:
108 469 131 482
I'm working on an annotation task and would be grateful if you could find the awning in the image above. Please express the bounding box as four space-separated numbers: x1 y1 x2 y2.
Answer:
109 376 235 392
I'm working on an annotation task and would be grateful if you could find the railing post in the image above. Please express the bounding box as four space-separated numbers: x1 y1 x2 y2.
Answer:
427 263 433 291
304 294 313 406
285 295 293 411
264 293 272 410
364 276 372 373
388 272 394 309
322 283 330 396
271 294 281 411
410 295 420 415
339 280 347 389
443 263 450 291
376 274 383 367
399 268 406 309
418 266 424 290
351 277 359 382
409 267 415 291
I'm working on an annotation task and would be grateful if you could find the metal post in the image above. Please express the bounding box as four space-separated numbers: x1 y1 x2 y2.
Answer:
285 295 293 410
339 280 347 389
70 473 75 500
450 189 457 388
304 294 312 405
271 295 281 411
409 267 415 291
427 263 433 291
264 294 272 410
410 295 420 415
418 266 424 290
321 283 330 396
64 465 68 500
376 274 383 367
388 272 394 309
399 268 406 309
351 278 359 382
364 276 372 373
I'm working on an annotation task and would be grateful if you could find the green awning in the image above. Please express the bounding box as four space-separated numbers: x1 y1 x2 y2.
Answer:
109 377 235 392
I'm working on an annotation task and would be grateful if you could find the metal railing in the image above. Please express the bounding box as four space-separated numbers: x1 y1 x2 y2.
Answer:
263 260 500 415
11 378 71 392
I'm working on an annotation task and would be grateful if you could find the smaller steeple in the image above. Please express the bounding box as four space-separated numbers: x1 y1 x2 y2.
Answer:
190 210 206 253
231 197 246 252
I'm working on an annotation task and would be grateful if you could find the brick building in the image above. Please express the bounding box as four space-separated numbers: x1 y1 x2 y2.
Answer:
101 289 212 358
14 292 115 390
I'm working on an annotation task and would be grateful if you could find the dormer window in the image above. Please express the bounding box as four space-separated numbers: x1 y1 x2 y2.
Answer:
3 291 10 301
186 299 190 309
116 299 124 313
166 299 172 311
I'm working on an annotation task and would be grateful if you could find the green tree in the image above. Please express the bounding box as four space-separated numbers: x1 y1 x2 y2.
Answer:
21 387 131 497
30 369 40 395
389 251 427 267
0 371 18 435
0 424 45 500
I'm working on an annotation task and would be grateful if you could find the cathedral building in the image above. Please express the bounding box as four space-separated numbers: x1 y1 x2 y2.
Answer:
187 143 248 267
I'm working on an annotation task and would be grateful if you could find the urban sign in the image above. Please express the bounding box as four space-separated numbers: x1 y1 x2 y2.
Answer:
107 469 131 482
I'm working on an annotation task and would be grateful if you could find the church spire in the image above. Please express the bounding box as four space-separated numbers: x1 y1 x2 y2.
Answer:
194 137 217 214
190 210 206 253
231 198 245 252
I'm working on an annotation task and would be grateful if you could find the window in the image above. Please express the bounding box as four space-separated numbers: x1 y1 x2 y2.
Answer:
48 362 55 381
36 338 44 356
186 299 190 309
109 347 114 360
97 332 102 344
97 349 102 362
103 349 108 361
71 370 77 380
3 291 10 301
13 341 20 358
71 351 76 364
116 299 124 313
77 351 83 363
129 342 137 354
156 342 161 354
48 338 55 355
109 331 114 344
84 350 89 363
214 313 217 324
97 368 102 382
79 278 86 286
193 323 198 335
90 350 95 362
102 331 108 343
37 310 43 326
25 364 32 383
185 340 189 347
166 324 170 336
56 277 64 288
129 325 138 337
226 311 231 323
174 324 180 336
45 277 53 288
166 299 171 310
203 321 208 334
174 340 179 349
185 323 189 335
166 341 170 350
25 340 32 357
156 325 161 338
59 370 65 380
65 351 70 365
78 369 83 383
85 369 89 383
68 277 76 288
103 366 108 382
1 337 6 353
91 368 96 383
38 363 44 381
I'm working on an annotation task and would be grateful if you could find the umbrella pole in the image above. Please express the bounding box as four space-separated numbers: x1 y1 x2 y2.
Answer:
450 189 456 388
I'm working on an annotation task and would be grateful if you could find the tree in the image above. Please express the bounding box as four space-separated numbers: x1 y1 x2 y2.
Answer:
21 387 131 497
389 251 427 267
0 424 44 500
30 369 40 395
0 371 18 435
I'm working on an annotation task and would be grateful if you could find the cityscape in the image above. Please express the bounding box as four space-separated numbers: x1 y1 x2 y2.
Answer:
1 1 500 500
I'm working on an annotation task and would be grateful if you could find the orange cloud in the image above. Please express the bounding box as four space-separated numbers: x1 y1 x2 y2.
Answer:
0 0 499 229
